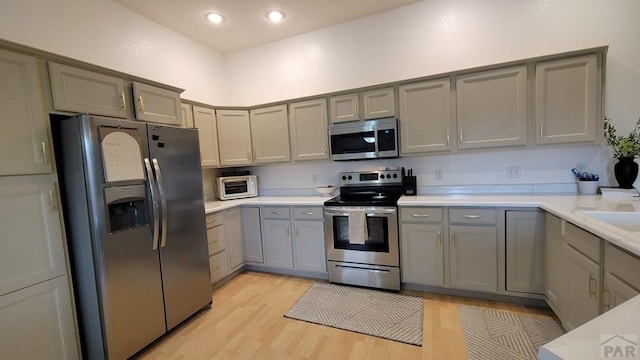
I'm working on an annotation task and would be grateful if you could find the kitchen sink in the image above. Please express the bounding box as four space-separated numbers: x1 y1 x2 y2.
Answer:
582 211 640 234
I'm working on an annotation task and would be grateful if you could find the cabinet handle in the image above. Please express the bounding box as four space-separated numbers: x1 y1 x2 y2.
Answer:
295 225 299 237
446 130 450 146
120 92 126 109
302 212 314 215
270 211 280 215
354 101 359 117
138 95 145 113
412 214 430 218
463 214 480 219
41 142 49 164
248 151 252 161
286 224 290 237
588 274 596 297
540 124 543 139
602 288 610 311
48 189 57 210
365 99 369 115
451 232 456 247
438 231 442 247
459 130 463 144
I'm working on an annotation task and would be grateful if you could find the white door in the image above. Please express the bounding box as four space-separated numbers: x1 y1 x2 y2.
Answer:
0 49 51 175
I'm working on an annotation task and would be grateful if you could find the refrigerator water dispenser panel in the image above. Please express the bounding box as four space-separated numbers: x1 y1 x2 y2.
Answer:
105 184 148 233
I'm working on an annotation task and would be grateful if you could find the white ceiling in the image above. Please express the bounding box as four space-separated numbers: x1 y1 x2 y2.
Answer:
113 0 421 54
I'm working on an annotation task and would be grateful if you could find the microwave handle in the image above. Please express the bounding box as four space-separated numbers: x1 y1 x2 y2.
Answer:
374 125 379 157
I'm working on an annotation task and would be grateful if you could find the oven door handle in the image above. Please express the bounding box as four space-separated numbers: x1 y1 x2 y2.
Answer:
324 209 396 217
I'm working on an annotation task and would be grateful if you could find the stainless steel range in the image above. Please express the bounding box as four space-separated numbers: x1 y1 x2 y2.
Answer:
324 170 403 291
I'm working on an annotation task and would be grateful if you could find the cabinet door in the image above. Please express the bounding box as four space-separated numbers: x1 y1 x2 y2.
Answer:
363 87 395 119
209 250 230 284
216 110 253 166
293 220 326 273
0 276 79 360
0 49 51 175
545 213 565 316
262 219 293 269
449 225 498 293
398 80 452 154
180 103 194 128
193 105 220 167
456 66 527 149
132 82 182 126
0 175 65 296
250 105 291 164
564 244 600 330
400 223 444 286
505 211 545 294
536 54 599 144
329 93 359 123
603 272 639 312
224 208 245 270
48 62 128 118
289 99 329 161
242 207 263 263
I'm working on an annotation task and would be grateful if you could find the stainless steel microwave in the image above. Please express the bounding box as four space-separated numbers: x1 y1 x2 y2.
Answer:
217 175 258 200
329 117 398 161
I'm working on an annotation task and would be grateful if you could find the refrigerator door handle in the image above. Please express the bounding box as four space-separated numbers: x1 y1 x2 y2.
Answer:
152 158 168 248
144 158 160 250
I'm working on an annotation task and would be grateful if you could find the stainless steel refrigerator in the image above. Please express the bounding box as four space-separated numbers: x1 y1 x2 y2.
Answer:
52 114 212 359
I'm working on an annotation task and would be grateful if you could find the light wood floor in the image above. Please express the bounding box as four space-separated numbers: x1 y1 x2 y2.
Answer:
138 271 556 360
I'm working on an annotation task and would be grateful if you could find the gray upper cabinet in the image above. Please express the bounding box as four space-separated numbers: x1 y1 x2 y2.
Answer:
398 80 452 154
362 87 395 120
192 105 220 167
216 109 253 166
535 54 599 144
329 93 359 123
505 210 545 295
456 65 528 149
288 98 329 161
180 102 194 128
250 105 291 164
48 62 128 118
0 49 51 175
132 81 182 126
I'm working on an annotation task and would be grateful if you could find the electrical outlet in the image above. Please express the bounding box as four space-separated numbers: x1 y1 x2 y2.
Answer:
435 169 443 180
507 166 521 178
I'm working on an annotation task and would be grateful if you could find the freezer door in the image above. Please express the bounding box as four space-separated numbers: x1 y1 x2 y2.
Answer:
148 125 212 330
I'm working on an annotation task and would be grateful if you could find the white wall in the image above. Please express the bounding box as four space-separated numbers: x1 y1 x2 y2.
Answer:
0 0 228 105
226 0 640 192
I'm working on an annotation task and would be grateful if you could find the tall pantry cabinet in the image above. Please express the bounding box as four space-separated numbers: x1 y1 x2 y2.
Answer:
0 49 79 359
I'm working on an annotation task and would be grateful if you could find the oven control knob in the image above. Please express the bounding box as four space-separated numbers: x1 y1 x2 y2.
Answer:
342 176 347 181
392 174 398 178
386 174 391 179
347 175 352 180
379 174 384 179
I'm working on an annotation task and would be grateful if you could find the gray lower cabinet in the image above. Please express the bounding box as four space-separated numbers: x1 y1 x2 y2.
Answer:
241 207 263 263
293 220 326 272
602 272 638 311
563 243 600 330
602 243 640 312
505 210 545 294
449 225 498 293
224 208 244 271
262 216 294 269
545 213 565 316
399 207 445 287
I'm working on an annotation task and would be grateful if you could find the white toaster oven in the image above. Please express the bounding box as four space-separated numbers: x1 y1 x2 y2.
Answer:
217 175 258 200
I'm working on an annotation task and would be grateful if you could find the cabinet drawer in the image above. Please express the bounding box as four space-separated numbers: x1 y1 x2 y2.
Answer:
293 207 323 220
605 243 640 290
565 222 601 262
262 207 290 219
206 212 224 228
400 207 443 223
209 250 230 283
207 225 225 255
449 208 497 225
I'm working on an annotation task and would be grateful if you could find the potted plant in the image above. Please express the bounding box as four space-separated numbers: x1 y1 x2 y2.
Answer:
604 117 640 188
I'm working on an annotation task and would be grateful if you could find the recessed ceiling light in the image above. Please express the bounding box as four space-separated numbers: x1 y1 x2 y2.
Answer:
205 12 224 24
266 10 285 23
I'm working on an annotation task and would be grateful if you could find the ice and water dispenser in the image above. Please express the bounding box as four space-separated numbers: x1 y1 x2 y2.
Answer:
105 184 148 233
